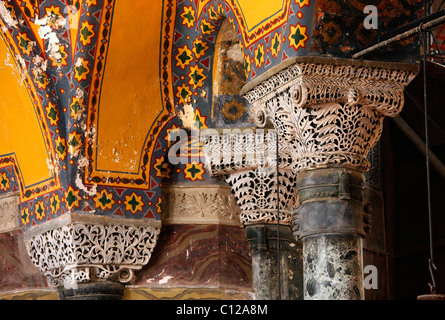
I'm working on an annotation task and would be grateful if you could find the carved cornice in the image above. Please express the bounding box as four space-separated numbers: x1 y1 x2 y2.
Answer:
201 128 292 176
24 214 161 288
242 57 419 173
161 184 242 226
0 192 20 233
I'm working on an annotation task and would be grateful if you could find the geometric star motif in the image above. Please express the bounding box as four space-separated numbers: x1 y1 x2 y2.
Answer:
124 192 144 215
94 189 115 210
288 23 308 51
184 161 205 181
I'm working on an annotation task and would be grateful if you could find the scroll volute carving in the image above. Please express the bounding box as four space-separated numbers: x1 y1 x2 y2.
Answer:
243 58 418 173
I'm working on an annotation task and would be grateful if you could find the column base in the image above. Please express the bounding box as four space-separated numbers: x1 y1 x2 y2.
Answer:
57 281 125 300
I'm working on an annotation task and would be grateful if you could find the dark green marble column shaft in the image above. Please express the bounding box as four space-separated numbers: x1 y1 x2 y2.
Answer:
246 224 303 300
295 168 369 300
303 234 364 300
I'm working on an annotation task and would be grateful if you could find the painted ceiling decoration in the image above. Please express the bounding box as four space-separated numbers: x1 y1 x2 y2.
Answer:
0 0 316 229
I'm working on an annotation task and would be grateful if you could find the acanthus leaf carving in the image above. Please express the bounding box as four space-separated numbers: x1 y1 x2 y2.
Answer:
24 216 160 288
243 58 418 173
201 129 298 226
161 186 242 225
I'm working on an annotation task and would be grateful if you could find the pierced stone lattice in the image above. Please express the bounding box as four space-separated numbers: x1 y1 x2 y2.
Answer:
201 129 297 226
25 222 160 287
225 167 297 225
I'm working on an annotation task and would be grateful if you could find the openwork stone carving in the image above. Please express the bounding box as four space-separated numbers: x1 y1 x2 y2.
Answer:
242 57 418 173
24 214 161 288
201 129 297 226
225 168 297 225
239 57 418 300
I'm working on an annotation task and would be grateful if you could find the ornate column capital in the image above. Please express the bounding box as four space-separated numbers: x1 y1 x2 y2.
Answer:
239 57 418 300
242 56 419 173
201 128 297 226
24 214 161 291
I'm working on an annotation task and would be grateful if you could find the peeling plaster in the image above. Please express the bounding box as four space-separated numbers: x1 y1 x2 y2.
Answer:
75 156 97 196
111 147 122 163
75 172 97 197
74 57 83 68
32 55 48 72
76 87 85 100
176 103 195 130
46 155 60 178
14 53 27 79
227 42 243 62
35 15 63 66
0 1 18 28
70 86 94 197
3 52 25 84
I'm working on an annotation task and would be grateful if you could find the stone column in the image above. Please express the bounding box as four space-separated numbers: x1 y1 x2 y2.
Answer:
296 167 369 299
245 223 302 300
242 56 418 300
24 213 161 300
201 128 303 300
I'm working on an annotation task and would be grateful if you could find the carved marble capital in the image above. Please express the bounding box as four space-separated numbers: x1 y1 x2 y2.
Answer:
242 57 418 173
24 214 161 288
201 128 298 226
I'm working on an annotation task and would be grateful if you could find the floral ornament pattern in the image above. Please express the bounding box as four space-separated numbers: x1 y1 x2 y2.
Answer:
271 32 281 58
45 102 59 126
54 136 67 161
184 161 205 181
35 201 45 221
0 173 10 191
175 45 193 69
17 32 34 55
65 186 81 211
94 189 115 210
288 23 309 51
188 64 206 89
74 57 90 81
124 192 144 215
176 83 192 105
221 100 247 121
21 207 30 226
49 45 68 68
67 131 82 156
79 21 95 46
192 38 208 59
181 5 195 28
49 193 61 215
254 43 265 68
70 96 85 119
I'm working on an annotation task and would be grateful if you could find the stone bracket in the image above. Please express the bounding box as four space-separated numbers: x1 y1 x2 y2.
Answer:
161 184 242 226
0 192 20 233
